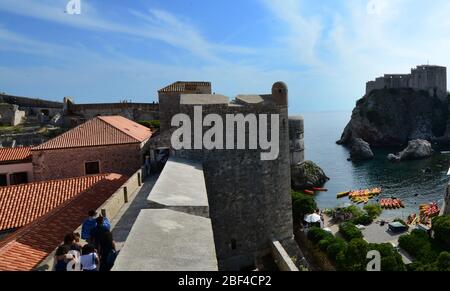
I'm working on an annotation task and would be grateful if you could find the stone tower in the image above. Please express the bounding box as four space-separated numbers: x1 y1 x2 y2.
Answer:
174 82 294 270
289 116 305 166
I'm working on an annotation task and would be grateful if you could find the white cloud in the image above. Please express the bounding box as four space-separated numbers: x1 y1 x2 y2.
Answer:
0 0 251 63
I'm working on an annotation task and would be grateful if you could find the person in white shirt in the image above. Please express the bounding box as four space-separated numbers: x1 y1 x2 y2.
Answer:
80 244 99 272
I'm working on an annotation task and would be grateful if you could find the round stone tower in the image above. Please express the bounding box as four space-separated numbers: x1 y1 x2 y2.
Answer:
272 81 288 106
289 116 305 166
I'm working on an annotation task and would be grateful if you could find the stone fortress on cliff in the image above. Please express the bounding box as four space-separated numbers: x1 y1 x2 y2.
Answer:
366 65 447 99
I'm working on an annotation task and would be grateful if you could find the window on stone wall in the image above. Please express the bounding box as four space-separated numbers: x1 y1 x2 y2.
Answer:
231 239 237 250
9 172 28 185
85 161 100 175
0 174 7 186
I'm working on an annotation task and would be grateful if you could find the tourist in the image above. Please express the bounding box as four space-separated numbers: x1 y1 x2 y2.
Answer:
73 232 82 249
99 231 117 271
54 245 70 272
80 244 99 272
90 216 109 252
81 210 98 241
102 215 111 231
63 233 81 253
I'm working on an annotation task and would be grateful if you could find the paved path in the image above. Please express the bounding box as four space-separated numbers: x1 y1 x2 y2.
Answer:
111 174 159 250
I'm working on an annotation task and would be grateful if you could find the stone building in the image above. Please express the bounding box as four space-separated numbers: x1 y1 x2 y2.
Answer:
62 97 159 128
0 103 25 126
31 116 153 181
366 65 447 99
158 81 212 132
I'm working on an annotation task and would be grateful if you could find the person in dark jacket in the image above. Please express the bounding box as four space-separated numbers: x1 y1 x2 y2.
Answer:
99 231 117 271
90 216 109 252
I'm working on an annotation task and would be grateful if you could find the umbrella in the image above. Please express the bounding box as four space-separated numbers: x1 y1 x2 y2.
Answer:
304 213 321 223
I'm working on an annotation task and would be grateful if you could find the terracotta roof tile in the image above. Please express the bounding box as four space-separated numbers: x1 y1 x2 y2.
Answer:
0 174 122 231
0 147 32 163
97 116 152 142
0 173 127 271
158 81 211 93
32 116 152 151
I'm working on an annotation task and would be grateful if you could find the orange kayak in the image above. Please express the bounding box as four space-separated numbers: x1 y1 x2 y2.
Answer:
304 190 315 195
312 187 328 192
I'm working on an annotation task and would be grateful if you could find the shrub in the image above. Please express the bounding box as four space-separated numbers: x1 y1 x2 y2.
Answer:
398 230 440 263
339 222 363 241
307 227 332 244
318 238 334 252
291 191 317 222
336 239 368 271
432 216 450 249
369 243 406 271
343 205 364 218
364 204 382 219
436 252 450 271
326 238 347 261
352 214 373 226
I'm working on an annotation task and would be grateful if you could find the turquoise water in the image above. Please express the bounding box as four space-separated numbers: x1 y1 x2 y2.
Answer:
298 111 449 219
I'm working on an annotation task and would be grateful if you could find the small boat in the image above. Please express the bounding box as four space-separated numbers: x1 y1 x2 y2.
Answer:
303 190 315 196
312 187 328 192
337 191 350 198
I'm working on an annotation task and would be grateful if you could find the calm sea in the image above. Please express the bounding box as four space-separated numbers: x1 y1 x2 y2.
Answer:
298 111 450 219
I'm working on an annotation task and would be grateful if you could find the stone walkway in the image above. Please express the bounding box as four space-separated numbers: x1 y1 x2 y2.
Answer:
110 174 159 250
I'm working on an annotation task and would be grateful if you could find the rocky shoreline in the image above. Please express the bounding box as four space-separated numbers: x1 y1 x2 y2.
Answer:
338 88 450 162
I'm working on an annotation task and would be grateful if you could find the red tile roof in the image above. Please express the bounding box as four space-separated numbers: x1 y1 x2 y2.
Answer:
97 116 151 142
158 81 211 93
0 173 127 271
32 116 152 150
0 174 124 231
0 147 32 164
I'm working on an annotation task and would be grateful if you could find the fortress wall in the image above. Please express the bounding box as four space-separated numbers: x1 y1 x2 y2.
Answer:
366 66 447 96
0 94 62 109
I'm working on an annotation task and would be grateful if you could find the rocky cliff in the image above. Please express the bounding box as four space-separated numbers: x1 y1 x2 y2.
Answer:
338 88 450 147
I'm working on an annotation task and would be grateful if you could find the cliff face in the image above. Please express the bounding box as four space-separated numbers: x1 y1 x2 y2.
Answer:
338 88 450 147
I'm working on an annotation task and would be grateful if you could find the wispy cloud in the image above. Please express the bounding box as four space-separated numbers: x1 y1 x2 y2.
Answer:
0 0 252 63
261 0 323 68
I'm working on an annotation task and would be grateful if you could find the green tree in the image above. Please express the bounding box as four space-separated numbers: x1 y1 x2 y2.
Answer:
291 191 317 222
432 216 450 248
363 204 382 219
336 239 368 271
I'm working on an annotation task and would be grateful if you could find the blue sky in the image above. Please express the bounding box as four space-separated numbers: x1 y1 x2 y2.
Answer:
1 0 450 112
